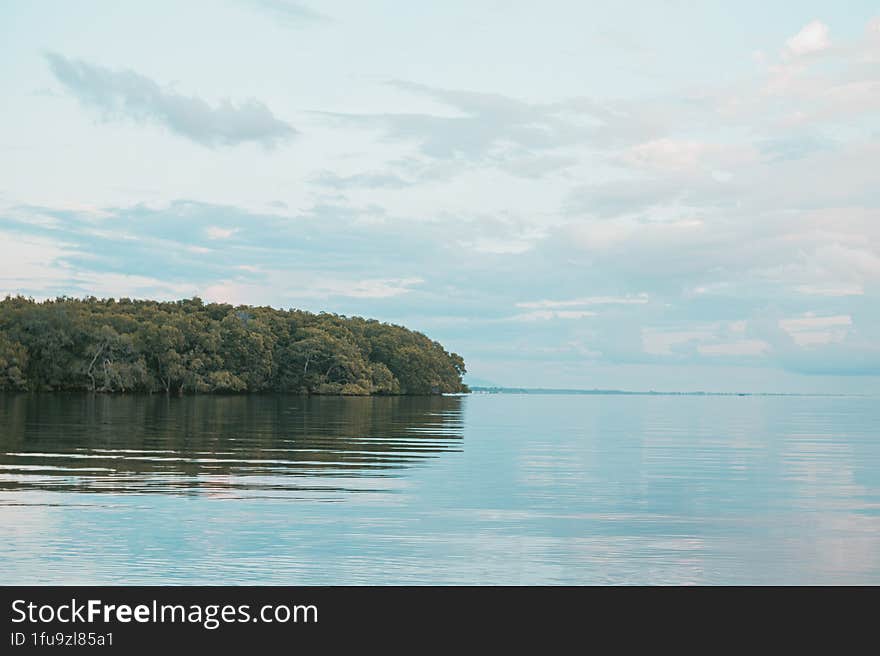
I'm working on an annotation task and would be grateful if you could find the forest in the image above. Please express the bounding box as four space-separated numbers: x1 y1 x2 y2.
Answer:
0 296 468 395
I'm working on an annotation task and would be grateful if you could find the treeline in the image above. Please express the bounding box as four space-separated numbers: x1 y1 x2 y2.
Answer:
0 297 468 395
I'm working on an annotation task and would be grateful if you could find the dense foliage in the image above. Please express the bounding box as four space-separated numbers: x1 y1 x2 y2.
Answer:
0 297 468 395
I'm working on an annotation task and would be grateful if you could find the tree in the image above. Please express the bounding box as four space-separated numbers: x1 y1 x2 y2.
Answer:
0 332 28 390
0 296 468 395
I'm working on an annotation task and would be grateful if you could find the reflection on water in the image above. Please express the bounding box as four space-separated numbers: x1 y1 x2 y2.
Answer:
0 394 463 498
1 393 879 584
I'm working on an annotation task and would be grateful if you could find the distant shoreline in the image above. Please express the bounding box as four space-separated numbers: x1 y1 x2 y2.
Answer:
468 386 867 398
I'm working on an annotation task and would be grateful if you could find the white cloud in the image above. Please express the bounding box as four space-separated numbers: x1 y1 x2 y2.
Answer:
245 0 330 25
779 314 852 346
641 329 713 356
643 323 772 359
0 230 196 300
698 340 770 356
785 20 831 57
202 275 424 305
460 237 537 255
779 314 852 332
340 277 424 298
516 294 648 309
510 310 597 321
205 226 238 240
73 272 196 299
623 139 709 171
0 231 75 291
795 284 864 297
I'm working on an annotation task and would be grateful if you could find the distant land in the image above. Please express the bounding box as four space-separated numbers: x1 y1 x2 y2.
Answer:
469 386 857 397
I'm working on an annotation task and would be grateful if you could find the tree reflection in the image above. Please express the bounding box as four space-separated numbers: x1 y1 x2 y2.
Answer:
0 394 465 495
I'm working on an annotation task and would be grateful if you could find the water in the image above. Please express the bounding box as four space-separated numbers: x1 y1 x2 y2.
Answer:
1 393 878 584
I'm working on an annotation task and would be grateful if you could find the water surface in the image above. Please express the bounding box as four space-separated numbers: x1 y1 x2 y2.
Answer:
1 393 878 584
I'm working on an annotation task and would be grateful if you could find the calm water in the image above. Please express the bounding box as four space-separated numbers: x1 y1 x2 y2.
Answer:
1 393 878 584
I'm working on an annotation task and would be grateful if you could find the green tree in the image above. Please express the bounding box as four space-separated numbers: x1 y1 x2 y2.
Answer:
0 296 468 395
0 332 28 390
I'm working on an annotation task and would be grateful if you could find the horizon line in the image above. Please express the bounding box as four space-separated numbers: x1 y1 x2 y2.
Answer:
467 386 874 397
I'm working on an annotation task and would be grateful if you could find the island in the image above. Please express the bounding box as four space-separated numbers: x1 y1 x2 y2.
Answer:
0 296 468 395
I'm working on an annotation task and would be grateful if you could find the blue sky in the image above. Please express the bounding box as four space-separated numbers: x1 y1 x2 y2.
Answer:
2 1 880 392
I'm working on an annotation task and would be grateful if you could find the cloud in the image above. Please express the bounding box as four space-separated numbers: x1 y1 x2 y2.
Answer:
641 328 713 357
245 0 329 25
203 276 423 304
779 314 852 332
328 277 424 299
509 310 597 321
312 171 413 190
779 314 852 346
795 284 863 297
758 136 835 162
498 154 579 179
205 226 239 240
785 20 831 57
4 194 880 387
516 295 649 309
319 80 603 168
0 229 196 300
458 237 538 255
0 201 439 307
46 53 296 147
697 340 770 356
621 139 758 173
0 230 76 292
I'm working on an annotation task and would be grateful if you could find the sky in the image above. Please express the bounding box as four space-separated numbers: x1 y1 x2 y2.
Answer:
1 1 880 393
